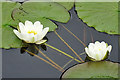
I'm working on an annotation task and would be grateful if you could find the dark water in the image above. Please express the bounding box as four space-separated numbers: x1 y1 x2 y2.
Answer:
2 6 119 79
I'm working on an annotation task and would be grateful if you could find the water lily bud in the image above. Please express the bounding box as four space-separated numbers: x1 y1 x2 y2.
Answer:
13 20 49 44
85 41 112 61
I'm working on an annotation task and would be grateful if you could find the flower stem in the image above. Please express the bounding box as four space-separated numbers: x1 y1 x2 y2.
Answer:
90 30 94 43
44 43 81 63
25 49 63 72
54 30 84 62
62 52 86 69
83 26 86 45
34 45 64 72
60 24 86 47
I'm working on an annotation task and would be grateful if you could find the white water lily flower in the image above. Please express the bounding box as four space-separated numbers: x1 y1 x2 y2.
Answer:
13 20 49 44
85 41 112 61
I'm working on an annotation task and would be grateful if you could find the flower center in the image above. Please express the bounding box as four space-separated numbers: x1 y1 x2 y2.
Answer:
28 30 37 35
99 48 101 51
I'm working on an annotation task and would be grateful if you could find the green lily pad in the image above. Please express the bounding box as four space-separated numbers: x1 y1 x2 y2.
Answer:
11 2 70 30
2 25 24 49
1 2 71 49
61 61 119 79
28 0 74 10
75 2 119 35
1 2 23 49
0 2 2 48
57 2 74 10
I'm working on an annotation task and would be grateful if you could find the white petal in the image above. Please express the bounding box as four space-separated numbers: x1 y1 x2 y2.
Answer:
19 22 26 33
25 20 34 30
85 47 89 55
13 29 33 43
95 41 100 44
95 41 100 47
34 21 43 33
28 33 36 43
89 48 97 60
99 46 107 58
36 40 47 44
101 49 108 58
85 41 112 61
37 27 49 41
101 41 106 48
13 29 23 39
98 51 105 60
107 45 112 53
24 33 38 43
91 46 107 60
90 48 100 60
95 53 101 60
34 21 41 27
85 47 93 58
88 43 94 51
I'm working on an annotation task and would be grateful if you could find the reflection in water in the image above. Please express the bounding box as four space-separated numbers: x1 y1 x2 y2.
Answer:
20 37 65 72
24 48 64 72
20 43 47 56
20 36 48 55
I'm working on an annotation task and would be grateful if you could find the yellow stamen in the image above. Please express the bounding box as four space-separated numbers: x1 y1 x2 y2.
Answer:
28 30 37 35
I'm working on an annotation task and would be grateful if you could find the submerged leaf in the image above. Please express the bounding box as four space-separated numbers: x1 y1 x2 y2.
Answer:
75 2 119 34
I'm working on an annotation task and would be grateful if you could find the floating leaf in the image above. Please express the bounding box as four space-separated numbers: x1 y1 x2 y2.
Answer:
1 2 71 49
12 2 70 29
57 2 74 10
75 2 119 34
0 2 2 48
61 61 119 79
28 0 74 10
1 2 23 49
2 25 23 49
